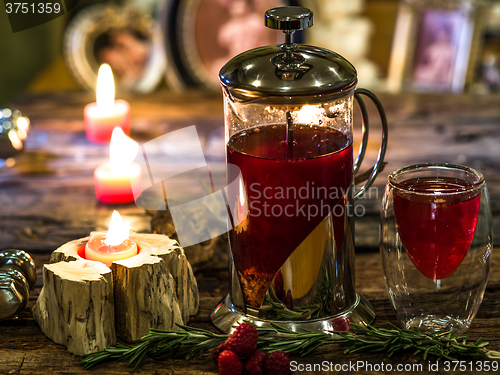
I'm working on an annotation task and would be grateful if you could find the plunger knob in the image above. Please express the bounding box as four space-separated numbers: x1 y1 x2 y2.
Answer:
265 6 313 45
265 6 313 31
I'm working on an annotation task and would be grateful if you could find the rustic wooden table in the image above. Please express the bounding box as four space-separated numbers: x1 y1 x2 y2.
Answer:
0 91 499 374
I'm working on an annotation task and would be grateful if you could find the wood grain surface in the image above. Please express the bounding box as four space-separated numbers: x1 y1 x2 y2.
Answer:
1 90 500 374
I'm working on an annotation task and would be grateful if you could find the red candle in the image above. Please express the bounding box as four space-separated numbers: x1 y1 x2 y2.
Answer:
84 64 131 143
94 127 142 204
85 211 138 265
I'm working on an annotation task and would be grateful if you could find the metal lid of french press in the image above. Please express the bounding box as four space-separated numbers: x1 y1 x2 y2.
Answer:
219 6 357 102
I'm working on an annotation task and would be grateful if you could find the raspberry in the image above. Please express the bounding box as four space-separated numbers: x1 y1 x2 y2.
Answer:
224 322 258 358
212 342 226 363
245 350 266 375
218 350 243 375
262 350 291 375
331 317 351 332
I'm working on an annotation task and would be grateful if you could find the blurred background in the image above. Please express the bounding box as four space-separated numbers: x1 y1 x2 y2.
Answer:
1 0 499 107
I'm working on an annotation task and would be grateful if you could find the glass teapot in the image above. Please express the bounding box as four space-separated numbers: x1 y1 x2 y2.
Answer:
212 7 388 332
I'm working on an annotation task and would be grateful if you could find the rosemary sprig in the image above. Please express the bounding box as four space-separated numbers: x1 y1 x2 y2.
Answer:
80 322 499 370
310 267 333 319
262 323 496 361
81 325 230 371
260 268 334 321
260 286 320 321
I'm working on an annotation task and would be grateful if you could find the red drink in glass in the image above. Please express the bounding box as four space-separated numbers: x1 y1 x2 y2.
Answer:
393 177 480 279
227 124 352 306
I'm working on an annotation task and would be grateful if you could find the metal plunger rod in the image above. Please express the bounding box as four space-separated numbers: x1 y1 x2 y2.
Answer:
283 27 294 161
265 7 314 161
286 111 294 160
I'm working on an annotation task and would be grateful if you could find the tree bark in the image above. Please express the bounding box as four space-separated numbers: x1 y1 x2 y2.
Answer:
33 232 199 353
32 260 116 355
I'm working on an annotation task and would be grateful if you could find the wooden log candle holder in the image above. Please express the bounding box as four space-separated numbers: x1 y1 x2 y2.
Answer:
32 232 199 356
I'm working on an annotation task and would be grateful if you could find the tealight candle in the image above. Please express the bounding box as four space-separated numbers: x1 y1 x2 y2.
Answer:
84 64 131 143
85 211 139 265
94 127 142 204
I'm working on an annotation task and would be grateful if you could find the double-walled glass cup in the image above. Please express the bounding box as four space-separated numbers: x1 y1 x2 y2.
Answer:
380 164 492 334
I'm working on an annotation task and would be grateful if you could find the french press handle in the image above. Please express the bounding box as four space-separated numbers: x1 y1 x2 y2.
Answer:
353 88 388 199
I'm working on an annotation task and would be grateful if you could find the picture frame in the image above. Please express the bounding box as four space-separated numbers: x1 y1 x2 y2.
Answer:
161 0 296 92
64 4 166 94
387 0 480 93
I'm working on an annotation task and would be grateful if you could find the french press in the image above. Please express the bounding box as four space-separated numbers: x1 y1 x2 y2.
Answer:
212 7 388 332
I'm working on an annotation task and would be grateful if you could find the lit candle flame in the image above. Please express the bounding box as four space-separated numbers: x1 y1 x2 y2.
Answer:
294 105 325 125
16 117 29 132
96 64 115 114
8 130 22 150
329 103 345 113
104 210 130 246
109 127 139 171
238 177 247 224
239 177 245 207
16 117 28 140
17 129 27 140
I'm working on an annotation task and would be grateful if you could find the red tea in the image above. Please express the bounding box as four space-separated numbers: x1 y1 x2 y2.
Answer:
393 177 480 280
227 124 353 306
